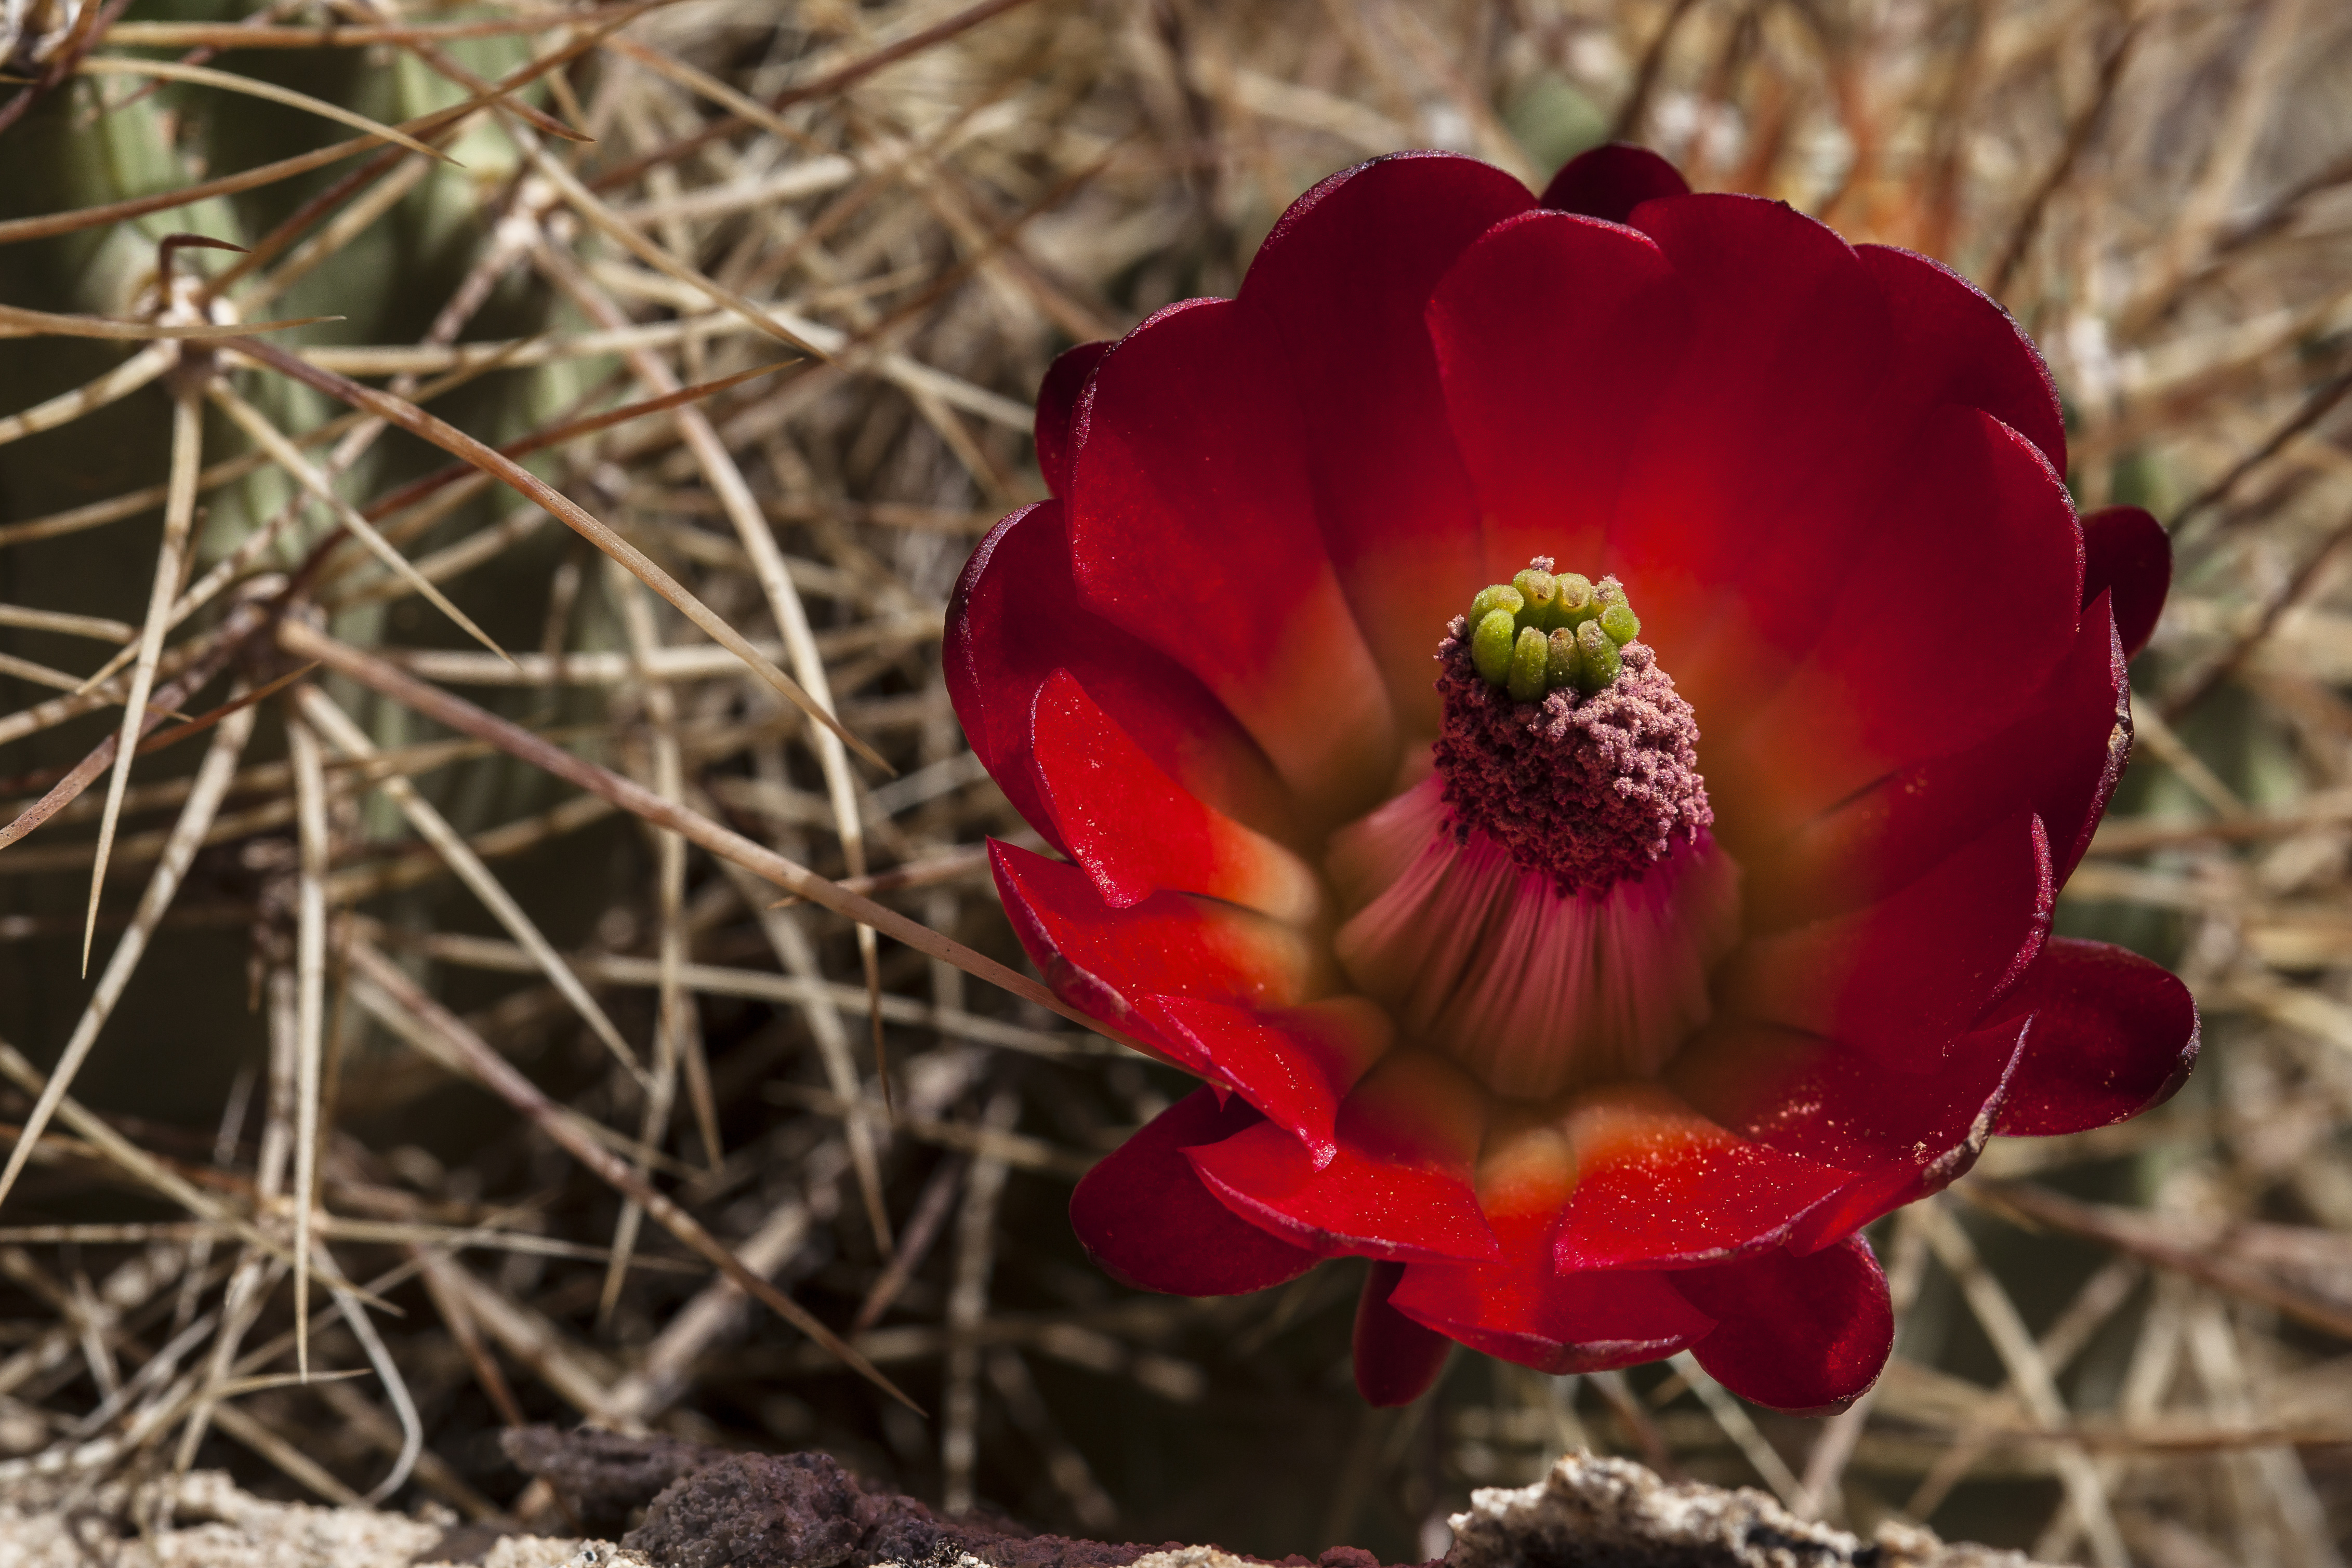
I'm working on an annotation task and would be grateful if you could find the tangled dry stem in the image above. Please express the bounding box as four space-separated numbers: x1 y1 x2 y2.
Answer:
0 0 2346 1563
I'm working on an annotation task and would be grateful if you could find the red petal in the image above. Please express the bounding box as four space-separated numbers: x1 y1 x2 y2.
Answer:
2081 505 2171 659
1391 1214 1713 1377
989 842 1317 1051
1605 195 1896 726
1188 1124 1501 1263
1029 670 1322 923
1755 592 2128 931
1671 1234 1893 1416
1241 152 1535 735
2014 596 2132 892
1991 938 2200 1136
1721 812 2054 1069
947 501 1297 849
1553 1084 1852 1270
1426 208 1688 582
1035 341 1111 499
1660 238 2067 735
1185 1049 1500 1264
1355 1261 1454 1406
1134 994 1392 1167
1856 244 2067 475
1068 297 1399 822
1539 142 1690 222
1668 1016 2029 1250
1071 1086 1324 1295
1714 407 2084 841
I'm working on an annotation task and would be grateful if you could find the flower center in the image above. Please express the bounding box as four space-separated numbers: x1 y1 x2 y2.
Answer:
1433 561 1711 893
1325 559 1741 1102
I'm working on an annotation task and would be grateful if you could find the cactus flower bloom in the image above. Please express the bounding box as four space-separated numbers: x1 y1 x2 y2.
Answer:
947 145 2194 1413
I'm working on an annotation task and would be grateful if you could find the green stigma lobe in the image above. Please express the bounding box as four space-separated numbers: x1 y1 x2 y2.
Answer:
1511 567 1556 621
1575 618 1620 693
1508 625 1550 702
1461 561 1642 698
1545 627 1580 688
1470 584 1524 624
1472 607 1519 686
1551 573 1595 628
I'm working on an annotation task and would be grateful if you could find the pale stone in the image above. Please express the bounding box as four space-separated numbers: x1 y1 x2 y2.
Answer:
1446 1453 2061 1568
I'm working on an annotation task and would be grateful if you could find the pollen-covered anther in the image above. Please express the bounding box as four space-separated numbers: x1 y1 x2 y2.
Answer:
1434 560 1702 897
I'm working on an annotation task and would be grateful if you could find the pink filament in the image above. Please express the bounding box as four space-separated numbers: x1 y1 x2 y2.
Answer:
1330 776 1742 1100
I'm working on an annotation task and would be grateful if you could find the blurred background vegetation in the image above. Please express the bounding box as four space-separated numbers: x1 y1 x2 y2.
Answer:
1 0 2349 1563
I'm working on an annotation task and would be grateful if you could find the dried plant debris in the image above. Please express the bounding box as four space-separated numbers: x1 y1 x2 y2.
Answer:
614 1446 2067 1568
619 1447 1177 1568
504 1427 1195 1568
503 1426 736 1537
0 0 2348 1563
0 1467 602 1568
0 1450 2058 1568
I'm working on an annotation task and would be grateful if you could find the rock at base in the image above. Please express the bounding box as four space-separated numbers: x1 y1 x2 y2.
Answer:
1446 1454 2054 1568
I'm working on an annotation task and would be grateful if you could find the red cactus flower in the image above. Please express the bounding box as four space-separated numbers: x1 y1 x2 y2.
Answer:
946 144 2196 1414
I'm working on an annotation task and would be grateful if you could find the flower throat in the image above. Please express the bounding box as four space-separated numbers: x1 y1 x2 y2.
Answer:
1325 559 1741 1099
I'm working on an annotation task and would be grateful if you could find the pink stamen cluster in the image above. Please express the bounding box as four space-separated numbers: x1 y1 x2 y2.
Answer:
1431 622 1712 896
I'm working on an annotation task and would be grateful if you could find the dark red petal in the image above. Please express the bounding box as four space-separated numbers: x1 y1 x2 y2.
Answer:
1389 1215 1713 1377
1721 812 2054 1070
1553 1085 1853 1270
1071 1086 1324 1295
1069 296 1399 822
1035 340 1111 499
947 503 1067 845
1355 1261 1454 1406
1669 1017 2023 1170
1716 407 2084 841
1756 592 2128 931
1671 1234 1894 1416
1990 938 2200 1137
1427 208 1688 581
1856 244 2068 475
1539 142 1690 222
1668 1017 2029 1250
1029 670 1322 922
988 842 1317 1053
1242 152 1535 735
2012 595 2131 893
1187 1121 1500 1263
1134 994 1391 1167
1604 197 1897 728
1185 1051 1499 1264
947 501 1297 850
2081 505 2172 659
